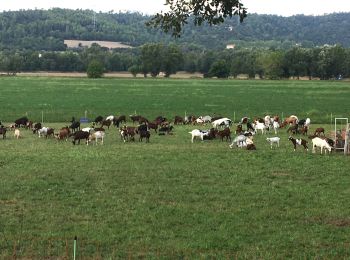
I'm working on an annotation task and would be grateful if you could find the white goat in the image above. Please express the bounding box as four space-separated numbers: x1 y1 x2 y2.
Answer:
37 127 49 138
312 137 332 154
273 121 280 134
82 127 93 133
266 137 280 149
212 118 231 128
189 129 209 143
14 129 21 139
88 131 105 145
230 135 246 148
253 122 266 134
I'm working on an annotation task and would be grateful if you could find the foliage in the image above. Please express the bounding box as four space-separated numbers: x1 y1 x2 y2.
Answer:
0 9 350 50
86 60 104 78
209 59 230 78
161 44 184 77
1 44 350 80
128 65 139 77
141 43 163 77
147 0 247 37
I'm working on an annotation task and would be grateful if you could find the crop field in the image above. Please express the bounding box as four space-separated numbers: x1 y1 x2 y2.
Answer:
1 77 350 258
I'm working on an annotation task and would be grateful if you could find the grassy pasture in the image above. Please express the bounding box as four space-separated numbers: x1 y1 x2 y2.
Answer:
0 77 349 122
0 77 350 258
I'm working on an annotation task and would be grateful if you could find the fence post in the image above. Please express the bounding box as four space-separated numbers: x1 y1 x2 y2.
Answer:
12 240 17 259
233 111 236 124
65 239 69 259
41 111 44 124
331 113 333 125
73 236 77 260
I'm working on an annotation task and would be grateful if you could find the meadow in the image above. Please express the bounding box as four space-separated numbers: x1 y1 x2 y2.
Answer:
1 77 350 258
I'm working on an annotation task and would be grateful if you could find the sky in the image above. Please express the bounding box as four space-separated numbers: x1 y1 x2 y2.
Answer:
0 0 349 16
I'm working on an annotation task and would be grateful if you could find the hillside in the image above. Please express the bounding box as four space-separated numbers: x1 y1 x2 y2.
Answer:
0 9 349 50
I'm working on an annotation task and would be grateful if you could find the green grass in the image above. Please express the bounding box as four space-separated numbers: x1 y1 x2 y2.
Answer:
0 77 349 122
1 77 350 258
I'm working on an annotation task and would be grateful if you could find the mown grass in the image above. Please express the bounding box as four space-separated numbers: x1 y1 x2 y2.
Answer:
1 77 350 258
1 123 350 258
0 77 349 123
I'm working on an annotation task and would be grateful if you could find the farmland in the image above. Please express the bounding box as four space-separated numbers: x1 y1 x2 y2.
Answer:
1 77 350 258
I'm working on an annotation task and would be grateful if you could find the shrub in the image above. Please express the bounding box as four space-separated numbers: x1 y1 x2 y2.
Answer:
87 60 104 78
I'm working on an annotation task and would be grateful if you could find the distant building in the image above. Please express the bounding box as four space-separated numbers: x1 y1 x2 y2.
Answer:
226 44 235 49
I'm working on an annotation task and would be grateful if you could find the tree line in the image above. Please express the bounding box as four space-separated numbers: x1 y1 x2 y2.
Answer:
1 43 349 80
0 9 350 51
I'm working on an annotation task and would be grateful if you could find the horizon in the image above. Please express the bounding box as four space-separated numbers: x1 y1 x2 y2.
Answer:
0 0 350 17
0 7 348 18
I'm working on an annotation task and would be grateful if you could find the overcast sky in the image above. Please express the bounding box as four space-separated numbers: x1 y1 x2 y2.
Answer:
0 0 349 16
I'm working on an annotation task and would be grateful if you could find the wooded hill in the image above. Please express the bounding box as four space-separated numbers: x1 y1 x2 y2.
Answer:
0 9 349 51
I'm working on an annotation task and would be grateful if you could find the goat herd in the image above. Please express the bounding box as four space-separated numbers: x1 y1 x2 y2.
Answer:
0 114 342 155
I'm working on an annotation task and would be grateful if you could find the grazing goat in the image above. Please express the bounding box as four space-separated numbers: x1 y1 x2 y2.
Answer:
314 128 325 136
216 127 231 142
106 115 115 121
71 130 90 145
253 122 266 134
273 121 280 134
229 135 250 148
101 119 112 129
138 130 150 143
174 116 184 125
235 124 243 135
14 116 29 128
32 123 42 134
312 137 332 154
189 129 216 143
38 127 54 138
212 118 232 128
288 136 308 151
94 115 103 124
69 121 80 133
266 137 280 149
120 126 136 142
82 127 93 133
246 137 256 150
0 125 7 139
130 115 141 124
55 127 70 141
287 124 299 135
14 129 21 139
147 122 158 132
89 131 105 145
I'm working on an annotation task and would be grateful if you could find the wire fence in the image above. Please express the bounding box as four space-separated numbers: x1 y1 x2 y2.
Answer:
1 110 349 125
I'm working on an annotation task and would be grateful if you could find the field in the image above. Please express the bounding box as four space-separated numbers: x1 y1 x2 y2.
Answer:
1 77 350 258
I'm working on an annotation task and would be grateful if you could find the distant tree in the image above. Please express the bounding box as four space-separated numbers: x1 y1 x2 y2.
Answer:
283 47 308 79
140 43 163 77
162 44 184 77
259 51 284 79
209 59 230 78
128 65 139 77
0 53 22 75
147 0 247 37
87 60 104 78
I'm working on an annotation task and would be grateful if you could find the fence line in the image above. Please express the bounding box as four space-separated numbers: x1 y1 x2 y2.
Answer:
1 110 349 124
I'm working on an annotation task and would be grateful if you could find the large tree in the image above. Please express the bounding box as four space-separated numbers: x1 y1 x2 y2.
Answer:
147 0 247 37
